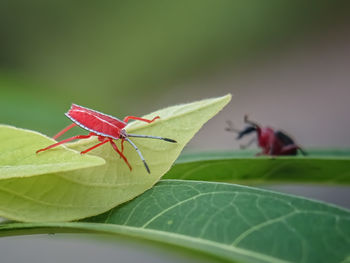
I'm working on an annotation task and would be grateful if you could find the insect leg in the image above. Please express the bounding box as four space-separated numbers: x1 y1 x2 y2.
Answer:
109 139 132 171
80 138 110 154
123 115 160 124
298 147 307 156
124 138 150 174
239 137 256 149
279 144 306 155
121 138 125 153
36 133 94 154
127 134 176 143
53 123 78 140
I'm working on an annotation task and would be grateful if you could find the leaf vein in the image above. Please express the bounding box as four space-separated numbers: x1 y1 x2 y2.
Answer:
141 191 235 228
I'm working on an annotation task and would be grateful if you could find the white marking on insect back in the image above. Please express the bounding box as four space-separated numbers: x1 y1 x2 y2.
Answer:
71 104 126 124
65 113 120 140
72 109 121 130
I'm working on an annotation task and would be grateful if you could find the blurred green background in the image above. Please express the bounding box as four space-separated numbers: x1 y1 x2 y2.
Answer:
1 0 350 152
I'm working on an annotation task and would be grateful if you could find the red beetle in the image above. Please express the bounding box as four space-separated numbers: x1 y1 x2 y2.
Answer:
36 104 176 173
226 115 306 156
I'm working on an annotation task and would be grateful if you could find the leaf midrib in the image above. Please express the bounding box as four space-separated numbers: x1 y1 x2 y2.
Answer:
0 221 290 263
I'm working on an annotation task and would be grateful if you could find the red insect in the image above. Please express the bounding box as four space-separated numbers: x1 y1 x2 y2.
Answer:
226 115 306 156
36 104 177 173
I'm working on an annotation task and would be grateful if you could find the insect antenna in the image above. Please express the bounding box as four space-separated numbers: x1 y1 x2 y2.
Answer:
225 120 241 133
124 137 150 174
244 115 259 127
127 134 176 143
225 120 256 139
237 126 257 139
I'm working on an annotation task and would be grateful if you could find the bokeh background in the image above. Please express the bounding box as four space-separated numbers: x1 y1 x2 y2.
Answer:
1 1 350 262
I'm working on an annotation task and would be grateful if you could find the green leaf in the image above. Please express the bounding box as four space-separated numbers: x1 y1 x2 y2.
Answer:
0 125 105 179
164 150 350 184
1 180 349 263
0 94 231 222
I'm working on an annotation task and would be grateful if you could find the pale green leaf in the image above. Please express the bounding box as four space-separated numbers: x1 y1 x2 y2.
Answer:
0 94 231 222
1 180 349 263
0 125 105 179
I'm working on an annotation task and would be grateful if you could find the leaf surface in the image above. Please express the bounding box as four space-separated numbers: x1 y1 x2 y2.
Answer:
0 95 231 222
164 150 350 184
1 180 349 263
0 125 105 179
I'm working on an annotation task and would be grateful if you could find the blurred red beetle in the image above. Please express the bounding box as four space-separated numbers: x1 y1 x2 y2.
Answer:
226 115 306 156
